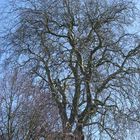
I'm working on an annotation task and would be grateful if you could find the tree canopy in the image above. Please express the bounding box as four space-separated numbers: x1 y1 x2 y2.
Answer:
1 0 140 139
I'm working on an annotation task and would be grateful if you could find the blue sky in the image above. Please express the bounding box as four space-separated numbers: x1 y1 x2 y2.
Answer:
0 0 5 4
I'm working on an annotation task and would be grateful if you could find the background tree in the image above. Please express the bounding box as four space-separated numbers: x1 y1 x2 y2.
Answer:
0 69 60 140
1 0 140 139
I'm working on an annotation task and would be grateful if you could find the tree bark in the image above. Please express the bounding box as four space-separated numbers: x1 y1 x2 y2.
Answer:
74 126 84 140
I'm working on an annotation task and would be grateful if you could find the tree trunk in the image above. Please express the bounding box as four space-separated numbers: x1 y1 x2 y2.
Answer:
73 125 84 140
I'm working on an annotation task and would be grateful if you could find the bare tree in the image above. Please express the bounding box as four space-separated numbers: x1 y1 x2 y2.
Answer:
1 0 140 139
0 69 24 140
0 69 60 140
